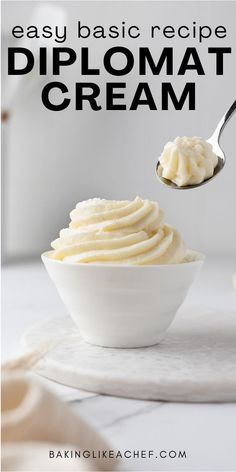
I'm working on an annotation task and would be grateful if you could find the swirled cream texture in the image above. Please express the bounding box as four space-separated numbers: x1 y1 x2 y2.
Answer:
159 136 218 186
51 197 187 265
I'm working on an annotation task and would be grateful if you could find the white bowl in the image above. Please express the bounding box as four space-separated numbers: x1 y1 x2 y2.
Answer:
42 251 204 348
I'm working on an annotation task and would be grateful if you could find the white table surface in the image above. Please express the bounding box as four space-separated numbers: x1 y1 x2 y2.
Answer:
2 257 236 471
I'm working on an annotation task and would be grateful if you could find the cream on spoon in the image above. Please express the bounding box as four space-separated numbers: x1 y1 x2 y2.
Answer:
156 100 236 189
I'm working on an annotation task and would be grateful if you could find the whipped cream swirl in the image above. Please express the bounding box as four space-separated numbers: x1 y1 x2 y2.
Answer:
51 197 186 264
159 136 218 186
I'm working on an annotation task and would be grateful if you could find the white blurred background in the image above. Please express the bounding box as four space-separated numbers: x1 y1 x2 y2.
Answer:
2 0 236 261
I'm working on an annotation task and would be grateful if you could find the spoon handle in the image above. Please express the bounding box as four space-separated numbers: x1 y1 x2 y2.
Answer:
211 99 236 142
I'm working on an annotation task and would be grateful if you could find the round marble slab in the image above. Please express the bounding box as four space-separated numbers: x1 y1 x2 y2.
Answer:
21 305 236 402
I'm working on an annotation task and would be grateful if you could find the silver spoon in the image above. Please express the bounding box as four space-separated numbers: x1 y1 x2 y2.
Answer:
156 100 236 189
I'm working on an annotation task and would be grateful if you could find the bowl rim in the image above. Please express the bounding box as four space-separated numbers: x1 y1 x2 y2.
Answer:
41 250 205 269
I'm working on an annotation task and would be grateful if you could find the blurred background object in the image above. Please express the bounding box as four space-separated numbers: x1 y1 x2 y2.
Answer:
2 1 236 262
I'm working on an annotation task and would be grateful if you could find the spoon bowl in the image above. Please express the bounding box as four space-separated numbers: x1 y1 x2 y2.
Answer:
156 100 236 190
156 145 225 190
